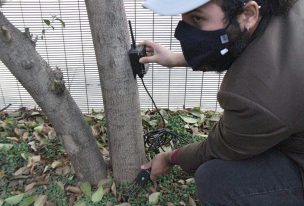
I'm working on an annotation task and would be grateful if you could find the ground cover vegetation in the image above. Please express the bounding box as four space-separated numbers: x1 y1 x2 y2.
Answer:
0 107 220 206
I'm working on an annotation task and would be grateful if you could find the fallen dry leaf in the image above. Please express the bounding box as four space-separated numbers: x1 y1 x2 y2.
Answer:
111 182 116 197
13 166 29 176
66 186 81 194
45 201 56 206
98 178 112 189
177 180 185 185
179 201 186 206
22 132 29 140
34 195 47 206
51 160 63 169
28 141 37 152
14 128 22 137
6 137 19 142
68 195 75 206
185 178 195 185
106 201 114 206
25 182 37 192
188 197 196 206
48 129 56 139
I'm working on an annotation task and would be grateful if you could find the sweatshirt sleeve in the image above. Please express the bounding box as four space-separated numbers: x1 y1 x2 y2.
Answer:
174 91 291 173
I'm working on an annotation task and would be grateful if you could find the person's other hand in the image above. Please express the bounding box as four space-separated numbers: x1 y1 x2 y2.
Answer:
139 40 186 68
141 151 173 180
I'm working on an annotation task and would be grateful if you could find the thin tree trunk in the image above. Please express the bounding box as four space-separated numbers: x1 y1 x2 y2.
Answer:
85 0 146 183
0 12 107 185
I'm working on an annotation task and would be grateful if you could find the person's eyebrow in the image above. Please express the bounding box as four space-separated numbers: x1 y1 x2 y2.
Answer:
192 8 209 18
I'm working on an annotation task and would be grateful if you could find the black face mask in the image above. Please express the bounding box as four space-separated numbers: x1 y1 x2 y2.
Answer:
174 21 235 72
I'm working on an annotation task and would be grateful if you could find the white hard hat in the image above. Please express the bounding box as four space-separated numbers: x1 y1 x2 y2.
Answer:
142 0 211 16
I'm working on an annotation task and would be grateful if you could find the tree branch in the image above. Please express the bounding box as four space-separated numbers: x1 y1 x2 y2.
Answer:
0 103 11 112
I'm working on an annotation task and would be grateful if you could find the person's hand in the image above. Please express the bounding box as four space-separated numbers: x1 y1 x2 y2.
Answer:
141 151 173 180
139 40 187 68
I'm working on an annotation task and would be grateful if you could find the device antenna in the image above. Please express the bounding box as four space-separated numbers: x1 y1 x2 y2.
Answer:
128 20 136 49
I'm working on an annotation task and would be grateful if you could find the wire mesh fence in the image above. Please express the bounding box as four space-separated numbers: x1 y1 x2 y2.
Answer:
0 0 224 113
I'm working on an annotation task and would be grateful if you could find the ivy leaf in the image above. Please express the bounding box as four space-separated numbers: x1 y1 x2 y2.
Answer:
74 201 86 206
148 192 161 205
55 18 65 28
4 194 24 205
80 182 92 198
91 185 104 203
43 19 50 26
179 115 198 124
34 125 43 133
148 119 158 127
0 143 13 152
19 196 35 206
159 109 168 117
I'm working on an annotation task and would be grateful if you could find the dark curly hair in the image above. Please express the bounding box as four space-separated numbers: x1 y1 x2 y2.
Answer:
219 0 298 21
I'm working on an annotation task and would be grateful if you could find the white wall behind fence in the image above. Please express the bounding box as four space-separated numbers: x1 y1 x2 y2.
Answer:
0 0 224 113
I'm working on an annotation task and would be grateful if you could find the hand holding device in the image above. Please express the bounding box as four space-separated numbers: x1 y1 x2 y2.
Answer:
128 21 149 79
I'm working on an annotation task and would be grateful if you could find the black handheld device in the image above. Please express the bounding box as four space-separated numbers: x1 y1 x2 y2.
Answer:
128 20 149 79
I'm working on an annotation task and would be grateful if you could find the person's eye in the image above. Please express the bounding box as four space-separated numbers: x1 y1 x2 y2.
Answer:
192 15 204 24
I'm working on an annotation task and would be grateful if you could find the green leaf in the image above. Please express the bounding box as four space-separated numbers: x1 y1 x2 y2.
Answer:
35 117 44 124
91 185 104 203
9 111 21 118
93 114 104 120
43 19 50 26
34 125 43 133
197 114 206 125
85 114 104 120
55 18 65 28
191 107 205 121
80 182 92 198
148 192 161 205
159 109 168 117
0 199 4 206
19 196 35 206
179 115 198 124
5 194 24 205
0 143 13 152
148 119 158 127
210 114 221 122
74 201 86 206
142 115 150 122
31 112 40 116
196 134 208 139
191 107 203 114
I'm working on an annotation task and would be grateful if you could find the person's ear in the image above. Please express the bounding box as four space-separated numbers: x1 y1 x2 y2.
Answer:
238 1 260 32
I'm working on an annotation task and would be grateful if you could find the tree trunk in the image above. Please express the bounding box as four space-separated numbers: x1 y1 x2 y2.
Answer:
0 12 107 185
85 0 146 183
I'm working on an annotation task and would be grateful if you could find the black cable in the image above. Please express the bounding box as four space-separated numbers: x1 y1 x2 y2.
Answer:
140 77 165 127
140 77 185 153
127 77 185 200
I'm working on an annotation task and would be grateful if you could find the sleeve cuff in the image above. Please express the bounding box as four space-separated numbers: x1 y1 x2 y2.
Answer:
170 149 181 165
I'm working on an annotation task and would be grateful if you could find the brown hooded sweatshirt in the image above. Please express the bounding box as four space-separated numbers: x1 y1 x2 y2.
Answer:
174 0 304 176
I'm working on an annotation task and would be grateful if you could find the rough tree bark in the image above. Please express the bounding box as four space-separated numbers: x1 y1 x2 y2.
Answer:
0 12 107 185
85 0 146 182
